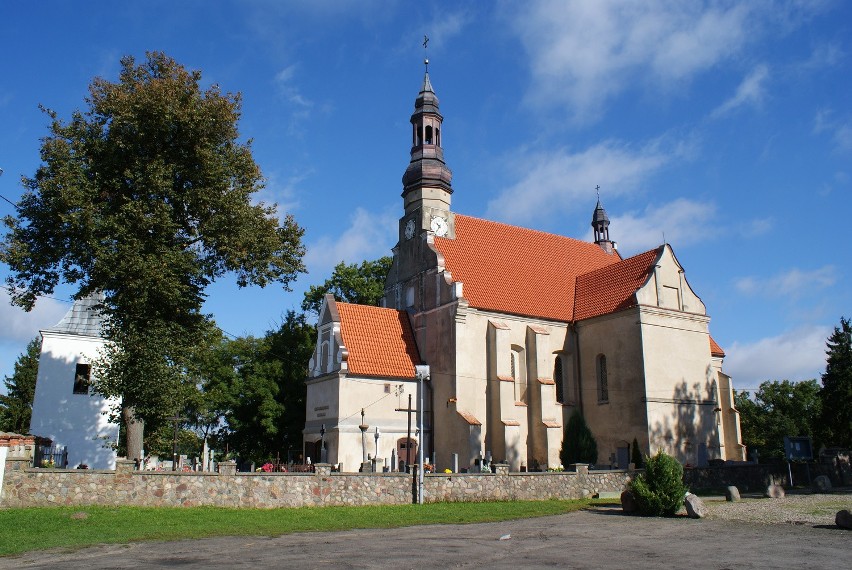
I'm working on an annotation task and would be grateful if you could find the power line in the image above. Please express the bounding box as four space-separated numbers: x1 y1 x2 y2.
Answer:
0 284 73 305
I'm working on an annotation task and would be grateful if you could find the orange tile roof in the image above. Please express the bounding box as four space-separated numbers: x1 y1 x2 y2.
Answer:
434 214 620 321
709 336 725 357
573 247 661 321
336 302 422 379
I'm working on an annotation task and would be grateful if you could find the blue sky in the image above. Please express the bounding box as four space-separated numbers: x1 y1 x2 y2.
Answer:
1 1 850 393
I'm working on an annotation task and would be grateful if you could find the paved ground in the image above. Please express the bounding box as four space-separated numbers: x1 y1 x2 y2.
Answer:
4 502 849 570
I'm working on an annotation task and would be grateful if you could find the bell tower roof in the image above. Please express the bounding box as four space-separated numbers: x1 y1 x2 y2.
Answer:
401 59 453 214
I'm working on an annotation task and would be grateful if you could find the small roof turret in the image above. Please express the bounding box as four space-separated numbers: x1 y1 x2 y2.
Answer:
591 189 614 254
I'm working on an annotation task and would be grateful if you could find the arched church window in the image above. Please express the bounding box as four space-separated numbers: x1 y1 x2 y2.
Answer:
511 346 527 404
597 354 608 403
321 341 330 373
554 356 564 404
435 127 440 146
425 125 433 144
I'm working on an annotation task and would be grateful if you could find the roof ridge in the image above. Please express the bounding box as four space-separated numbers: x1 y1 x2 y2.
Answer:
450 213 607 248
577 245 661 281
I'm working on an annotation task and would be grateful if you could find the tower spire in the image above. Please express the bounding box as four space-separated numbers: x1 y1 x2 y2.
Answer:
591 187 615 254
401 54 453 216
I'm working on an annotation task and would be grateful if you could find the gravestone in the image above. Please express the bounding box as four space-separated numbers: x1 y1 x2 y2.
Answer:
725 486 741 502
765 484 785 499
835 509 852 529
811 475 832 493
684 493 708 519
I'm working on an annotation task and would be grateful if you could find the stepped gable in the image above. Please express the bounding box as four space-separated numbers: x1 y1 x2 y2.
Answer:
336 302 421 379
433 214 620 322
43 293 105 337
573 247 662 321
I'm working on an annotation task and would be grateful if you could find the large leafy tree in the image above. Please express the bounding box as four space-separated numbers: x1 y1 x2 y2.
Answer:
0 337 41 433
1 52 305 454
734 379 822 460
199 311 315 463
302 256 392 315
820 317 852 447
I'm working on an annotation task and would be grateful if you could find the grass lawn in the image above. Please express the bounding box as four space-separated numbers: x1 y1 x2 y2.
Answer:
0 499 606 557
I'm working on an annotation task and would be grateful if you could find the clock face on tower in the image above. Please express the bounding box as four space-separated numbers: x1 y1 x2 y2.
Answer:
430 215 449 237
404 219 416 240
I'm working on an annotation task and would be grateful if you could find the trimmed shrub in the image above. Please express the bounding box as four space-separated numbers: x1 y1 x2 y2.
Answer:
628 450 687 516
631 438 643 468
560 409 598 466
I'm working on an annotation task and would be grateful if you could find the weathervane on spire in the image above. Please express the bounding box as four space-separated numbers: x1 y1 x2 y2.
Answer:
423 35 430 71
596 185 601 200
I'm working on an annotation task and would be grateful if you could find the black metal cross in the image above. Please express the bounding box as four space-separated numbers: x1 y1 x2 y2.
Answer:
423 35 429 49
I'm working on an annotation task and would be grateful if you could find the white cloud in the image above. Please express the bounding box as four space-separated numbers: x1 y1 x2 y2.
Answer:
603 198 718 255
738 217 774 237
0 289 69 343
734 265 837 297
506 0 757 121
485 139 678 225
711 64 770 118
255 169 312 221
426 10 470 49
304 206 397 277
274 64 313 109
795 42 844 72
725 325 829 386
813 108 852 153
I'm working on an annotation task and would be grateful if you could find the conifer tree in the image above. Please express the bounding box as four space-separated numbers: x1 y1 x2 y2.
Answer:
560 409 598 466
820 317 852 447
0 337 41 434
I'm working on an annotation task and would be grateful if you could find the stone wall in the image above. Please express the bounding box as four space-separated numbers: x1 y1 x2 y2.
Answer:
683 462 844 492
1 458 633 509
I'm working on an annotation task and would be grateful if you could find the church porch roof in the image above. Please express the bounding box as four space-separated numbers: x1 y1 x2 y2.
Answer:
336 302 422 379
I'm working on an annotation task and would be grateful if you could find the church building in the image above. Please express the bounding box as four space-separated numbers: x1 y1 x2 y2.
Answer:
303 66 745 472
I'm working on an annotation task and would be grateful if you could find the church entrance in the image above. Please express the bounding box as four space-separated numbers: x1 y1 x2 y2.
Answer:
616 446 629 469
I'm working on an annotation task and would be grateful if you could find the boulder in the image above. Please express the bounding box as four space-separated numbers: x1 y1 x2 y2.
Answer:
684 493 708 519
836 509 852 529
620 490 637 514
765 484 785 499
725 486 741 502
811 475 832 493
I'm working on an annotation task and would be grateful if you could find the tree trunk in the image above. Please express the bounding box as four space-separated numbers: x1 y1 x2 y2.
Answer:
123 406 144 461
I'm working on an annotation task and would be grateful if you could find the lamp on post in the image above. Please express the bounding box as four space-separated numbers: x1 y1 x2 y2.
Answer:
414 364 430 505
320 423 326 464
374 426 380 460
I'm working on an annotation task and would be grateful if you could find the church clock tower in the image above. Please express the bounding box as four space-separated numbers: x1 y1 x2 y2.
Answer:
400 59 454 241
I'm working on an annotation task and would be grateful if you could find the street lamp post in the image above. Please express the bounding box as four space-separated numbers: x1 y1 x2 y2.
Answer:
320 423 326 464
414 364 430 505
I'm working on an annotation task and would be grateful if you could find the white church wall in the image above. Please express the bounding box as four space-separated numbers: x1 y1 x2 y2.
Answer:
576 308 649 468
638 306 719 465
30 332 118 470
458 309 569 470
305 374 421 471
